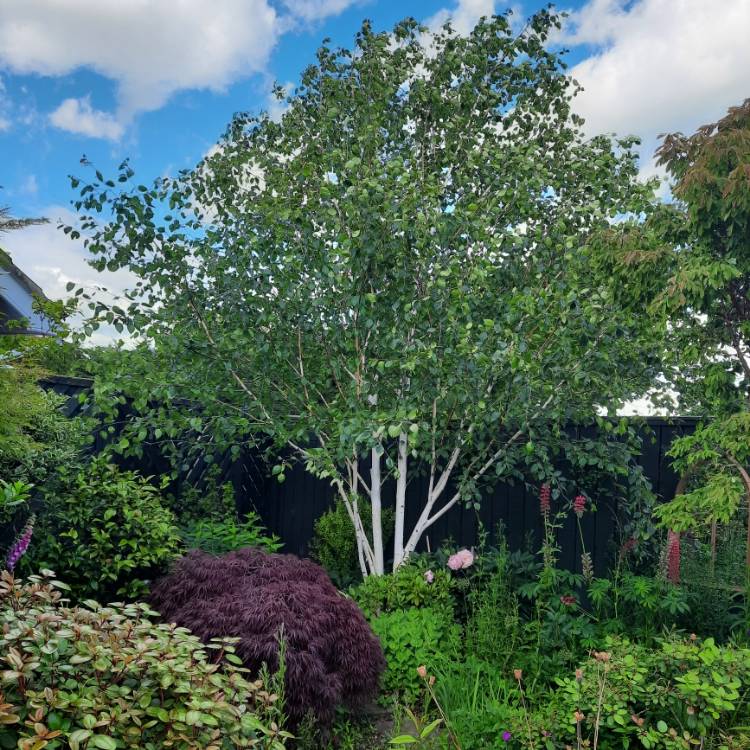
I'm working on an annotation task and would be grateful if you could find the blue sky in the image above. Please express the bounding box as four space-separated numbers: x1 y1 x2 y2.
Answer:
0 0 592 218
0 0 749 316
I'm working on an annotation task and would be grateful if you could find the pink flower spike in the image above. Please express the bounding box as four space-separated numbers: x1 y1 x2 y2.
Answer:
540 483 551 515
573 494 586 517
5 515 35 572
666 529 681 583
424 569 434 584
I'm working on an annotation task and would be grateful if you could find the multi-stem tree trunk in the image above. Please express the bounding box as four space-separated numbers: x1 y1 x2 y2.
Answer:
392 432 409 570
370 446 385 575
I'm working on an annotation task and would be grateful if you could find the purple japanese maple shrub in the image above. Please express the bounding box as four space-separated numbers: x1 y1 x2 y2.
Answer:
149 547 385 726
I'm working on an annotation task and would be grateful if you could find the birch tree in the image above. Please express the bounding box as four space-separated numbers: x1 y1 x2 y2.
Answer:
69 11 659 575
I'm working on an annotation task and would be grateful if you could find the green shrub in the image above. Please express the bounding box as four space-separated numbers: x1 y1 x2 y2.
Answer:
0 570 289 750
545 635 750 750
0 370 84 488
165 475 236 526
310 498 393 587
586 572 691 639
180 512 282 555
350 564 453 620
27 460 181 599
369 606 460 706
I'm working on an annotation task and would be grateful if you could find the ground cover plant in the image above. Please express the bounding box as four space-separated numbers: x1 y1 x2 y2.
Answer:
0 570 289 750
149 548 385 729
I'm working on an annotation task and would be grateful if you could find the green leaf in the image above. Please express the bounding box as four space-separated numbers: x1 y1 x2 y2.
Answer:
68 730 92 750
420 718 443 738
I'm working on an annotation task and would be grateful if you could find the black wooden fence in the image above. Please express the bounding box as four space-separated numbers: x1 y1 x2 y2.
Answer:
42 375 697 574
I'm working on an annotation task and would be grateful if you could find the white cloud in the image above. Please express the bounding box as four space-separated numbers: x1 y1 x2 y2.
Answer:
49 96 124 141
566 0 750 142
19 174 37 196
0 0 282 136
0 205 138 345
426 0 499 35
282 0 360 22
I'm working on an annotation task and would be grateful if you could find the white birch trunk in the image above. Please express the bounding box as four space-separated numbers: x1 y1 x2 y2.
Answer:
392 431 409 570
336 481 374 578
370 446 385 575
351 493 368 578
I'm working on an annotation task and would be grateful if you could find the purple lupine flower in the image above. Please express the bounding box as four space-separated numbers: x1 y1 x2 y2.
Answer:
6 515 35 571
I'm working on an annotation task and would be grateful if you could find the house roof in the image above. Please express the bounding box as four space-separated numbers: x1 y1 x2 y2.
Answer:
0 247 51 336
0 247 46 299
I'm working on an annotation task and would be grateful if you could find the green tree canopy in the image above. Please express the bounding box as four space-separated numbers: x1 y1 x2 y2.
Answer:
69 10 660 574
596 100 750 560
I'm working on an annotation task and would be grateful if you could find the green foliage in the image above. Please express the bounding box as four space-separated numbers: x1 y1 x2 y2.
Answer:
680 523 749 640
430 657 517 749
587 572 690 637
165 475 236 526
27 460 181 600
591 100 750 418
67 8 659 576
370 607 460 707
296 711 384 750
0 367 84 487
389 706 443 747
351 564 454 620
657 415 750 534
0 569 289 749
0 479 31 524
464 552 521 672
547 635 750 750
310 498 393 586
181 512 282 555
657 472 743 531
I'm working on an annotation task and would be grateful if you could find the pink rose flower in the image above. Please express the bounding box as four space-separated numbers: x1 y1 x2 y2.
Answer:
447 548 474 570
